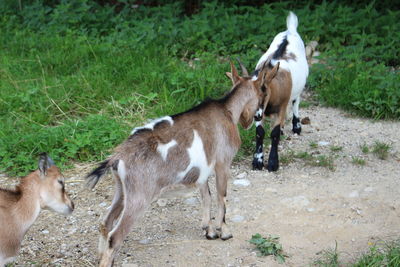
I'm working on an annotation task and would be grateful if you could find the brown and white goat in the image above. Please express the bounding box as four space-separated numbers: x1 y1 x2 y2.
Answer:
0 153 74 266
86 61 279 267
230 12 309 172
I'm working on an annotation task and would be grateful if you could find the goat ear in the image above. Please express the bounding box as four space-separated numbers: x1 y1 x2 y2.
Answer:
225 72 234 85
38 153 55 177
266 62 280 83
229 60 241 84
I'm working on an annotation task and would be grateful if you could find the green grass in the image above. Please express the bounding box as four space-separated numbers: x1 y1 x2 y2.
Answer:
314 240 400 267
352 157 366 166
372 141 391 160
0 1 399 175
330 146 343 153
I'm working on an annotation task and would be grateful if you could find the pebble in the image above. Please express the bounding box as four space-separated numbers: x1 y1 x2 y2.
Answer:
99 202 107 207
157 199 167 207
348 191 359 198
41 230 49 234
233 179 250 187
236 172 247 179
318 141 330 146
184 197 198 205
231 215 245 223
139 239 150 245
364 187 373 192
307 207 315 212
265 187 278 193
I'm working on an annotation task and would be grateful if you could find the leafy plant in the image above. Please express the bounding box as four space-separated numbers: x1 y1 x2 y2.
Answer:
249 233 287 263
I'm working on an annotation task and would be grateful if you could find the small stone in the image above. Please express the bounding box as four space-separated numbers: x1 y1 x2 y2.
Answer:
265 187 278 193
139 239 150 245
157 199 167 207
42 230 49 234
236 172 247 179
184 197 198 205
231 215 245 223
364 187 373 192
233 179 250 187
318 141 330 146
307 207 315 212
99 202 107 207
301 117 311 125
348 191 359 198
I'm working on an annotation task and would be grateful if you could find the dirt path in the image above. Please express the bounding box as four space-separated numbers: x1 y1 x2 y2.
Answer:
1 106 400 267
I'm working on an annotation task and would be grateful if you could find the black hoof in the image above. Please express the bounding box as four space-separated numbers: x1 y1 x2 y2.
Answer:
205 231 218 240
267 159 279 172
252 158 264 170
220 233 233 241
292 126 301 135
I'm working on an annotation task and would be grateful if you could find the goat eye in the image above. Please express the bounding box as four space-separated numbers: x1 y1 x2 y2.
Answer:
58 180 64 187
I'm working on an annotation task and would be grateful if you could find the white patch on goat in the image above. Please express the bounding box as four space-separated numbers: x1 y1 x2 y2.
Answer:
255 108 263 118
117 160 127 181
254 152 263 162
251 75 258 81
131 116 174 135
178 130 214 185
157 140 177 161
255 121 262 127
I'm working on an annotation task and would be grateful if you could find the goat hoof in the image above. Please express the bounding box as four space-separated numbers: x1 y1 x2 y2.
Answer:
252 159 264 170
267 161 279 172
220 233 233 241
292 127 301 135
206 231 218 240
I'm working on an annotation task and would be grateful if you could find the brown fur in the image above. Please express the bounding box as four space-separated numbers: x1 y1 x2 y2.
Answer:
89 62 274 267
0 158 74 266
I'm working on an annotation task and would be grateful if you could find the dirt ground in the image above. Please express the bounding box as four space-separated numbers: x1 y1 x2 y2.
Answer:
1 105 400 267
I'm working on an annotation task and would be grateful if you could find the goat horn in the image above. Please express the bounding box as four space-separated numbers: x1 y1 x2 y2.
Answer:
236 57 249 76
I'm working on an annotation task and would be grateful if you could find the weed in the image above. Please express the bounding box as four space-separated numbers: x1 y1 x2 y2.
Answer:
313 241 340 267
351 157 366 166
353 240 400 267
372 141 391 160
280 150 295 165
249 233 287 263
330 146 343 152
309 142 318 149
293 151 335 170
360 144 370 154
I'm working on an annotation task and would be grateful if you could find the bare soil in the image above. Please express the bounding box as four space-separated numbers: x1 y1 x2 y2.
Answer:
2 105 400 267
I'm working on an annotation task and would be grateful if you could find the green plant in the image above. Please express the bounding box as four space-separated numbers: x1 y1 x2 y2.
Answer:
351 157 366 166
330 146 343 152
372 141 391 160
353 241 400 267
249 233 287 263
313 241 340 267
361 144 370 154
309 141 318 149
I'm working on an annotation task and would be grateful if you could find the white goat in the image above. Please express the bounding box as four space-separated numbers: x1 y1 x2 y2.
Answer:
250 11 309 171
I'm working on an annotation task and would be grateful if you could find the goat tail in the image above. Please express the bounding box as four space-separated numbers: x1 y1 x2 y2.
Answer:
286 11 298 34
86 159 112 189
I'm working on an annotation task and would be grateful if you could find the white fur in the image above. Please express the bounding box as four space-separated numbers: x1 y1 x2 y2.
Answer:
254 152 263 162
255 121 262 127
157 140 177 161
117 160 127 181
255 108 263 118
131 116 174 135
0 256 15 266
255 12 309 104
178 130 214 185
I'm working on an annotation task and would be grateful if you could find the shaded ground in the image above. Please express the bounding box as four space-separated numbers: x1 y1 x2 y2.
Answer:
1 106 400 266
